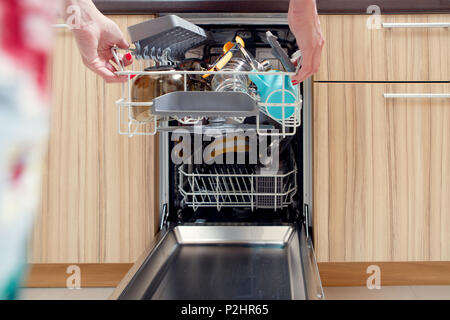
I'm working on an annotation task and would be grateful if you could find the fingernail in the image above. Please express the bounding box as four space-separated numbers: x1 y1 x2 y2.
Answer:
125 53 133 61
130 74 136 79
292 80 298 85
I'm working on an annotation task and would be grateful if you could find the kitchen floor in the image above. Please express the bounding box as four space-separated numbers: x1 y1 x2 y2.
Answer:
18 286 450 300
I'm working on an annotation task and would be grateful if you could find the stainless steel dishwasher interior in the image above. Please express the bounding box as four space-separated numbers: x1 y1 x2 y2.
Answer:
116 224 322 300
111 14 322 300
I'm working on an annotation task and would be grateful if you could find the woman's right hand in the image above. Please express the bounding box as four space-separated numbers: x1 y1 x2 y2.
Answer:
288 0 324 84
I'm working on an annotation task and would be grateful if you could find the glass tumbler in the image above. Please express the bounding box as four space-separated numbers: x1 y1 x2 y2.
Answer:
211 57 251 93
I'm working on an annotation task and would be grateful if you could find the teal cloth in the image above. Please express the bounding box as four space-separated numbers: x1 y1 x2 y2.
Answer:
0 261 27 300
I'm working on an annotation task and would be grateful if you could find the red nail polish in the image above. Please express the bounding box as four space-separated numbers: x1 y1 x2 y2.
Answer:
292 80 298 85
125 53 133 61
130 74 136 79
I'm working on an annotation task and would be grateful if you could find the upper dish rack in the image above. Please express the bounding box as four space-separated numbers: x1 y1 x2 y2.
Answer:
113 55 302 138
113 15 302 138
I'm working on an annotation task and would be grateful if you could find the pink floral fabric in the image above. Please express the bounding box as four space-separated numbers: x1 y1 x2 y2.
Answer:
0 0 58 298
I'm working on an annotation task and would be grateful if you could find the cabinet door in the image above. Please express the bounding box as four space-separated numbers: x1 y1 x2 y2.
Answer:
315 14 449 81
313 83 450 262
30 15 159 263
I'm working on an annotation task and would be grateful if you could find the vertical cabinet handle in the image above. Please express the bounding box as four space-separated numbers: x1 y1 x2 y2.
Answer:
384 93 450 99
382 22 450 29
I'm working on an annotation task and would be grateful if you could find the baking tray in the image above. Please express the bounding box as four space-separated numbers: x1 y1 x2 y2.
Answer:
115 224 324 300
151 91 258 118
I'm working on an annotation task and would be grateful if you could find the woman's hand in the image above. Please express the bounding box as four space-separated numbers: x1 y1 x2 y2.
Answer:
63 0 133 83
288 0 324 83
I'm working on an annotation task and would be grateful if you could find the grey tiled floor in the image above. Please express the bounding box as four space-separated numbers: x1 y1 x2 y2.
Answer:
18 286 450 300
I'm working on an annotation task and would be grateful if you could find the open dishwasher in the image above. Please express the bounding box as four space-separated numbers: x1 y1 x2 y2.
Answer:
110 14 323 300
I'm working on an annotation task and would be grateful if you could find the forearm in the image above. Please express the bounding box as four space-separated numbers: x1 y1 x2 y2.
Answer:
289 0 318 17
59 0 103 29
61 0 131 82
288 0 324 82
288 0 320 31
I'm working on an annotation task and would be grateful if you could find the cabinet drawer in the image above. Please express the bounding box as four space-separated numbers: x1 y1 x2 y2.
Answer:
313 82 450 262
315 15 450 82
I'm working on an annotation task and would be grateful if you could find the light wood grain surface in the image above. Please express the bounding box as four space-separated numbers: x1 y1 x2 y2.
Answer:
313 82 450 262
25 261 450 287
319 262 450 287
26 264 133 287
29 15 159 263
315 14 449 82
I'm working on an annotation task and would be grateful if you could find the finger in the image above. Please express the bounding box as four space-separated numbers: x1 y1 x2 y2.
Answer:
116 36 129 50
294 46 322 83
312 38 325 73
296 63 313 82
294 38 324 83
100 46 119 61
93 64 128 83
104 61 118 73
291 53 312 83
95 67 122 83
104 61 130 82
295 64 314 83
103 51 132 69
310 48 322 75
82 54 127 83
104 52 128 71
122 52 134 67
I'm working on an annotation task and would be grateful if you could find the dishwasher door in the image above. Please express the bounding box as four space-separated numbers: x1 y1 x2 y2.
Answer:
110 223 324 300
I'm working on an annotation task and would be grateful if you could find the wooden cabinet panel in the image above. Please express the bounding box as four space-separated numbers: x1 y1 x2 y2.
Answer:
313 82 450 262
30 15 159 263
315 14 449 81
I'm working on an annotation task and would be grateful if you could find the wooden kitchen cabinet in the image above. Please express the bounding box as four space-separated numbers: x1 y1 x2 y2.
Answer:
313 82 450 262
29 15 159 263
315 14 449 82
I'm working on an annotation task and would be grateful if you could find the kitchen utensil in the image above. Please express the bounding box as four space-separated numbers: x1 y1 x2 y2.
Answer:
128 15 208 63
178 59 211 91
131 58 212 122
130 66 185 122
210 57 252 93
249 71 297 120
151 91 258 118
236 43 266 71
291 50 303 73
265 31 296 72
202 36 245 78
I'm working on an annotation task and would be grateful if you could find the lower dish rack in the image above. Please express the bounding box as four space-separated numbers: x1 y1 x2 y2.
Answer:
178 163 297 212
